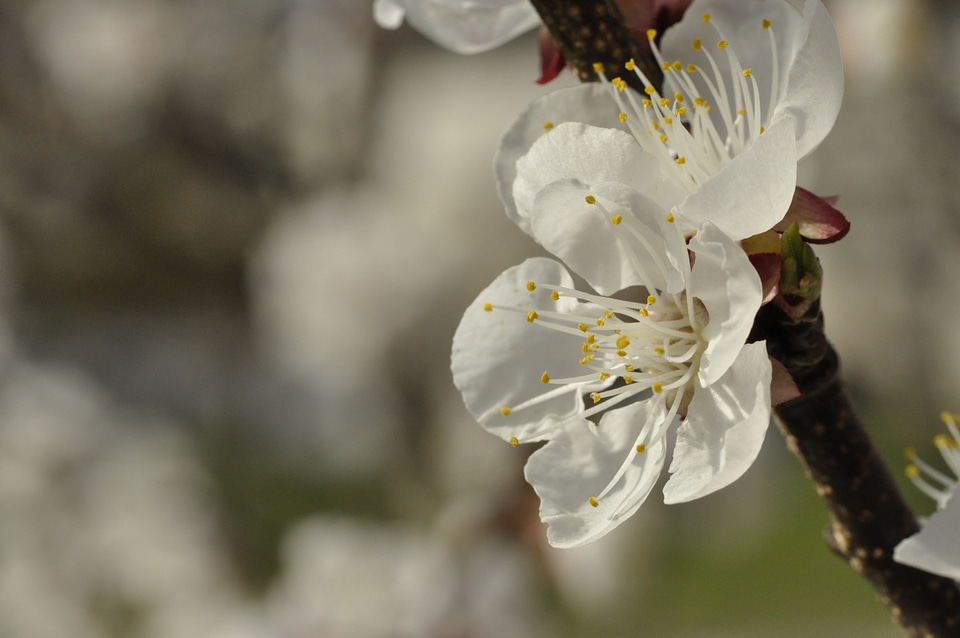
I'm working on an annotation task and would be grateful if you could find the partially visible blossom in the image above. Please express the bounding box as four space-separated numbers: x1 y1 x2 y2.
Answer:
373 0 540 54
452 184 771 547
497 0 843 241
893 412 960 580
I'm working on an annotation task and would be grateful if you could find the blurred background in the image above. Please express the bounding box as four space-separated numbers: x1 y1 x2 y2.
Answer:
0 0 957 636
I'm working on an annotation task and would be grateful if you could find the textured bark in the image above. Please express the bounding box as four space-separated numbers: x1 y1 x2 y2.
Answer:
528 0 659 92
756 299 960 637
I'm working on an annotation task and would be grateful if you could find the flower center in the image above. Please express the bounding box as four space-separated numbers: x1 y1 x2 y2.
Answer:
905 411 960 509
596 13 780 195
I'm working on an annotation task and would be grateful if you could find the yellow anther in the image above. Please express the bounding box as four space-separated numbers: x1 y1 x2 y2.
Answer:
604 310 614 318
616 335 630 349
612 77 627 92
654 347 665 355
581 342 590 354
543 121 554 130
672 61 682 72
611 215 623 226
652 121 661 130
585 195 597 204
509 436 519 447
703 12 711 23
904 446 917 460
616 350 627 357
642 99 652 108
661 61 671 71
762 19 772 29
659 133 668 144
664 117 673 125
596 318 605 326
593 62 605 74
652 383 663 393
660 97 670 108
738 108 747 116
676 106 687 116
647 28 657 41
645 86 655 96
942 411 960 426
623 375 634 384
541 371 550 384
693 38 702 50
760 125 765 134
640 307 649 317
687 64 697 73
647 295 657 304
675 156 686 165
625 58 636 71
526 310 539 323
501 406 512 416
675 92 684 103
936 434 960 450
589 496 600 508
906 464 920 479
550 291 559 300
636 443 646 453
578 323 589 332
619 112 628 122
590 392 602 404
599 372 610 381
718 40 728 49
743 68 753 77
624 364 635 372
483 303 493 312
694 97 708 106
586 334 596 344
665 212 675 222
526 281 536 291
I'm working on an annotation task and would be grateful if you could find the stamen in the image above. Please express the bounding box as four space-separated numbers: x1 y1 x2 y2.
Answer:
509 436 519 447
483 303 493 312
526 281 537 291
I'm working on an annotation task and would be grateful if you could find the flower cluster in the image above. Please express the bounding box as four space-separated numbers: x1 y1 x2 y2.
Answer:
893 412 960 580
448 0 843 547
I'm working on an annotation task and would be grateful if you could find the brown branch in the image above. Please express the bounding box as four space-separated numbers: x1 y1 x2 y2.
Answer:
527 0 660 92
755 298 960 637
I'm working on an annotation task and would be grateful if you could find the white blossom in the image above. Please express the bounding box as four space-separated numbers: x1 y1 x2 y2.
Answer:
451 185 771 548
893 412 960 580
373 0 540 54
496 0 843 240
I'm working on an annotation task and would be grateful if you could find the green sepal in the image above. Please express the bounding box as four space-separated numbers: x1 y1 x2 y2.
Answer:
779 222 821 300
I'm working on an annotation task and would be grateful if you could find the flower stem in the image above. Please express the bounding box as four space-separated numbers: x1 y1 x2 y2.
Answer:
755 296 960 637
527 0 660 93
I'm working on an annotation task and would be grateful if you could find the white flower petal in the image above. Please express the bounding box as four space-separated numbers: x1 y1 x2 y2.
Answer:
778 0 844 158
524 401 669 548
661 0 841 160
497 84 626 236
451 258 603 443
687 223 763 385
662 341 772 504
678 116 797 240
373 0 406 28
375 0 541 54
528 181 687 296
894 493 960 580
513 120 659 236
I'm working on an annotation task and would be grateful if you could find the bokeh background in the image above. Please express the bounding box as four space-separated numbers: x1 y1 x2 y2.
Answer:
0 0 957 636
